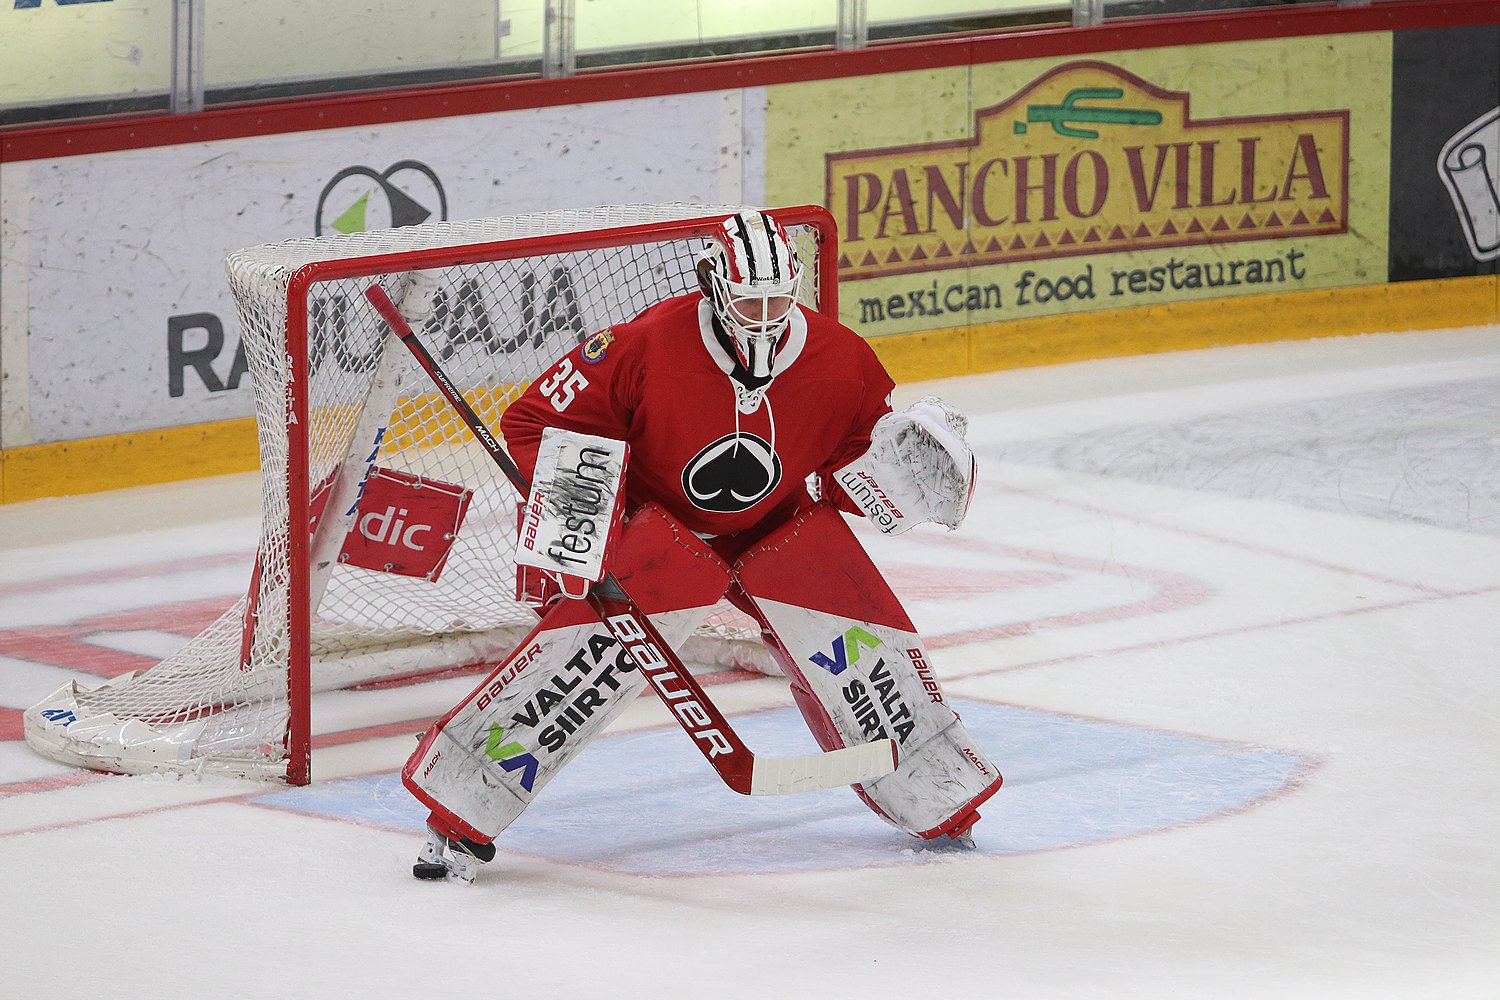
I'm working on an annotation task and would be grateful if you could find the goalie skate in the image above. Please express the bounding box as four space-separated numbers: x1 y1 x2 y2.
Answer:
413 820 498 884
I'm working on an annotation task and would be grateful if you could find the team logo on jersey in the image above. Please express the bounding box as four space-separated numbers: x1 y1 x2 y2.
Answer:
580 328 614 363
681 432 782 513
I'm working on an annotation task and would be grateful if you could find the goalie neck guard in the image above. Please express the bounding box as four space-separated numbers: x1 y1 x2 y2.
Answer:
697 210 804 380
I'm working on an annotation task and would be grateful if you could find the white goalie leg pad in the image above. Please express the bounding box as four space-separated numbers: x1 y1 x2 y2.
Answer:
404 504 733 843
734 503 1001 838
833 395 976 534
404 601 652 843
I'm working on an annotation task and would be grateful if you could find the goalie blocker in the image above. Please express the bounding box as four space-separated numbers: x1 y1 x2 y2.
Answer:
514 426 629 591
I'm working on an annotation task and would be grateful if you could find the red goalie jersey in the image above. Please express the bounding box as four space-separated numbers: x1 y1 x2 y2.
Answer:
500 292 895 551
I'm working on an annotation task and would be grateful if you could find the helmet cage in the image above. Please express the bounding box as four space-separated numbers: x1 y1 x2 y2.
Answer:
701 211 804 378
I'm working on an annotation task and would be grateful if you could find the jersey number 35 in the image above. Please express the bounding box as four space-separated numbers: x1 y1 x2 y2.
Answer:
537 358 589 412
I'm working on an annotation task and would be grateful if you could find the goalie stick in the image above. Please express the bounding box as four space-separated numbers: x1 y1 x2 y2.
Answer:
364 283 898 796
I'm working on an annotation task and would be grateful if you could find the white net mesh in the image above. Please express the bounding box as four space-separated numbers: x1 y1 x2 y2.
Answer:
39 204 827 781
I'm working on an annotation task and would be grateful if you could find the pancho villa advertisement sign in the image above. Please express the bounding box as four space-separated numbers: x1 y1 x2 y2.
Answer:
826 61 1350 283
775 38 1390 336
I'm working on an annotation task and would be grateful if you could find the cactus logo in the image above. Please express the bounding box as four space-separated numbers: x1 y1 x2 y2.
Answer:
314 160 448 236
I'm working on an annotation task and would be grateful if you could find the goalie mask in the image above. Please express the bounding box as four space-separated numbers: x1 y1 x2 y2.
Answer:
698 210 804 379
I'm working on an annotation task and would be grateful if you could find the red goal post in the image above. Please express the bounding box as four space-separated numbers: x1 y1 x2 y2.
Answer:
24 203 839 785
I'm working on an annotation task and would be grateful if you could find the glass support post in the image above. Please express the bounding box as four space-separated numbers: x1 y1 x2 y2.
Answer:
544 0 576 78
1073 0 1104 28
837 0 869 51
170 0 205 114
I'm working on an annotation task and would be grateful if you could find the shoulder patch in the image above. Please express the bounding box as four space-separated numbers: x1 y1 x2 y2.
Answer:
580 328 615 363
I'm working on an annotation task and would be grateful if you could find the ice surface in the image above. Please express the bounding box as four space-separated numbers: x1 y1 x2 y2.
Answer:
1 327 1496 999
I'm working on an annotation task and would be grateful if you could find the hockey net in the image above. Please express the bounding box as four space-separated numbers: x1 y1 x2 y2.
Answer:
24 203 837 783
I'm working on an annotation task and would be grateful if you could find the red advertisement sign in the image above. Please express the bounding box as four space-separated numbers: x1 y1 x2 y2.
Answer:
311 466 472 582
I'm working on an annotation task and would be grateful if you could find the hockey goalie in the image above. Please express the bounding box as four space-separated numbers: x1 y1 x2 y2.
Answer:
404 210 1002 881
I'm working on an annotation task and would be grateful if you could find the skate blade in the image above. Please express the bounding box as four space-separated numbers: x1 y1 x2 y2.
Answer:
413 849 479 882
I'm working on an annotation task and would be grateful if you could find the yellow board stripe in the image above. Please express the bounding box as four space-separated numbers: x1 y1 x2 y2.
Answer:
1 417 262 504
4 277 1496 504
871 275 1500 383
384 384 521 450
0 384 529 504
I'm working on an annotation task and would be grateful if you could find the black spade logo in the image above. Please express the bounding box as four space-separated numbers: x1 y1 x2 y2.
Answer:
681 433 782 513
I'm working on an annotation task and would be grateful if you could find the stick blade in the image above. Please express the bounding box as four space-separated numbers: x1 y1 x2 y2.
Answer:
747 739 898 796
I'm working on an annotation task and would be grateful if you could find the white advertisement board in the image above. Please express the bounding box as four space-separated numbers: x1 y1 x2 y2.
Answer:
1 90 763 446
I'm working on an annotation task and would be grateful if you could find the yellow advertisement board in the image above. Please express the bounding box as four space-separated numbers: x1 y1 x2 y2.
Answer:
766 35 1391 337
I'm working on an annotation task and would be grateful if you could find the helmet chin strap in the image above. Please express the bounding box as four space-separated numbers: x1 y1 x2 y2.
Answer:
738 335 775 380
710 315 774 389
